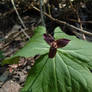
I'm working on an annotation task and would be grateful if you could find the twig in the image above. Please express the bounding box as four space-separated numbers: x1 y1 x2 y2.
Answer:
32 5 92 36
39 0 46 27
11 0 30 39
2 31 22 49
69 19 92 24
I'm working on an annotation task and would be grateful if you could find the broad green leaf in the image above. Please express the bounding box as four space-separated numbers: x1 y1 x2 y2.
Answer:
54 27 77 40
54 27 92 69
2 26 49 65
1 56 20 65
21 53 92 92
14 26 49 57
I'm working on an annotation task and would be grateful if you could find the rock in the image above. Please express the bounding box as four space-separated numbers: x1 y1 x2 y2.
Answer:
0 80 21 92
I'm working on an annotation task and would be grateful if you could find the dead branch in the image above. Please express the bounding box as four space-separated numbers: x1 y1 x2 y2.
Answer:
32 5 92 36
11 0 30 39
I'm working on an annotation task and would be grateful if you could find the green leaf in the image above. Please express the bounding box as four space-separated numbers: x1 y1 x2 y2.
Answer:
54 27 77 40
1 56 20 65
2 26 49 65
14 26 49 57
21 53 92 92
54 27 92 69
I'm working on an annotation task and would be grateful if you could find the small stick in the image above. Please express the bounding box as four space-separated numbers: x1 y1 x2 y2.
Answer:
2 31 22 50
11 0 30 39
39 0 46 28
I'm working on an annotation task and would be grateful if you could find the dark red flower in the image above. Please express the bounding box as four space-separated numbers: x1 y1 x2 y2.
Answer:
43 34 54 45
43 33 70 58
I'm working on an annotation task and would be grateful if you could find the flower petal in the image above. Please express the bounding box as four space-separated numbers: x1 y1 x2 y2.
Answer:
56 39 70 48
43 34 54 45
48 47 57 58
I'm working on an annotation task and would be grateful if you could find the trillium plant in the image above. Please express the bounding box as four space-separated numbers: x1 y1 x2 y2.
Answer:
2 26 92 92
43 33 70 58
